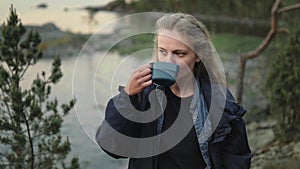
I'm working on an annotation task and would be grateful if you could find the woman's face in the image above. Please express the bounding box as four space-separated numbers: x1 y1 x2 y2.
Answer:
156 30 200 81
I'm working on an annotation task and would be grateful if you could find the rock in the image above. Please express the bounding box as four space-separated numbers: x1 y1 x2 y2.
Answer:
248 121 275 152
293 142 300 157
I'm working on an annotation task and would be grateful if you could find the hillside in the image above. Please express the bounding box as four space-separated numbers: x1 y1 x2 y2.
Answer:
0 22 90 58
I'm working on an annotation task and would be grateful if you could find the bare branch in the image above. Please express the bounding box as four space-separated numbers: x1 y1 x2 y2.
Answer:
236 0 281 103
241 29 276 61
241 0 281 61
278 3 300 14
271 0 282 14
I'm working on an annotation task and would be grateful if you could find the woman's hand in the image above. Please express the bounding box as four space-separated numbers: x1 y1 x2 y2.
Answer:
124 63 152 95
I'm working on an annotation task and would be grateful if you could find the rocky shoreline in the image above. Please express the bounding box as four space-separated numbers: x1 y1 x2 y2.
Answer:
247 120 300 169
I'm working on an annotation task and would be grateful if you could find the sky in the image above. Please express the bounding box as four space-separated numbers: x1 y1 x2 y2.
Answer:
0 0 118 33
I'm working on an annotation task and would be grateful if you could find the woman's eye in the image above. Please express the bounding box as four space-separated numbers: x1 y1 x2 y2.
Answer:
159 49 167 55
174 52 186 57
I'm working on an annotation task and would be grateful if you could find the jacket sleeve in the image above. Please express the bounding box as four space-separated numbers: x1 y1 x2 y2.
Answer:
210 88 252 169
95 87 155 159
222 116 252 169
221 90 252 169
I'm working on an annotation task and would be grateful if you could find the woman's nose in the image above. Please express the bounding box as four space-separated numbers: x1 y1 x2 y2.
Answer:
165 53 175 63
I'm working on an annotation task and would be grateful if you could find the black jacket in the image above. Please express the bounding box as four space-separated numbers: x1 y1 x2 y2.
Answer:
96 78 252 169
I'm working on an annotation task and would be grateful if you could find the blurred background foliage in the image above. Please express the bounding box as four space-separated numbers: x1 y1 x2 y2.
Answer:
122 0 299 35
130 0 298 19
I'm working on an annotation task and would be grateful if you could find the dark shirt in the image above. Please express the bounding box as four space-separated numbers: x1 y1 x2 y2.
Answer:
157 87 206 169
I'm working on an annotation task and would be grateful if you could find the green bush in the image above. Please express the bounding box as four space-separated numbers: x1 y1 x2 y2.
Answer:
266 30 300 141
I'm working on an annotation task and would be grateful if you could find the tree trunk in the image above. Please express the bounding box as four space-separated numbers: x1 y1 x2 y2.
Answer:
235 0 300 104
235 0 280 103
236 56 246 103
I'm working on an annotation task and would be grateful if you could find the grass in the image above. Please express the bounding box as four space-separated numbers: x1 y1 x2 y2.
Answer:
210 33 265 54
110 33 154 55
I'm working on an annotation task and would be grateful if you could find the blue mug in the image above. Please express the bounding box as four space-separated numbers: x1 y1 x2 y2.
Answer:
151 62 179 86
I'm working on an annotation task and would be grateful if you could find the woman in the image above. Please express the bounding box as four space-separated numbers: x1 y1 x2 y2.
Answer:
96 13 252 169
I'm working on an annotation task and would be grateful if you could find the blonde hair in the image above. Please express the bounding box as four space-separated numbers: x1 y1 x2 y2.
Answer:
153 13 226 85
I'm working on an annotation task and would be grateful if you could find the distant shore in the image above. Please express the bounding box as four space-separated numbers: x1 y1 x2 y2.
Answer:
0 22 111 58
